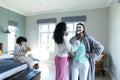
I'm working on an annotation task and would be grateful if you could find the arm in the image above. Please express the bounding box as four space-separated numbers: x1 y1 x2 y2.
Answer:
63 36 72 52
24 46 31 53
69 36 79 58
72 40 80 52
87 36 104 60
63 35 76 58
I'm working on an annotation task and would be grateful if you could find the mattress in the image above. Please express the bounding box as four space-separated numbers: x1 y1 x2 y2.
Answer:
0 63 27 80
0 54 14 59
0 54 39 80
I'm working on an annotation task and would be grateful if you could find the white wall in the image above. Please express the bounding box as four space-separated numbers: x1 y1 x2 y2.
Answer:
109 1 120 80
25 7 109 63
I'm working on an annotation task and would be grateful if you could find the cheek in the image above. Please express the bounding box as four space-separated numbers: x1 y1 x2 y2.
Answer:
81 29 83 32
80 28 84 32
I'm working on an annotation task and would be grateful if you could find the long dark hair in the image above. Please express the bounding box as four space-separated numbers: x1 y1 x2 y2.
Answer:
53 22 66 44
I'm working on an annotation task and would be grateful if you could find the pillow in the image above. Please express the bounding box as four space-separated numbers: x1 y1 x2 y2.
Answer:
0 54 14 59
96 54 104 61
0 50 3 56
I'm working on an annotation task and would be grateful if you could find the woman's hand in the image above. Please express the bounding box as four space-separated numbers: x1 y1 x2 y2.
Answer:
70 52 75 58
86 53 92 58
26 47 31 52
64 31 68 36
24 47 31 54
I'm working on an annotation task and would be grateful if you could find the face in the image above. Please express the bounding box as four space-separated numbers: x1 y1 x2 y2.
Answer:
76 25 84 34
21 41 26 45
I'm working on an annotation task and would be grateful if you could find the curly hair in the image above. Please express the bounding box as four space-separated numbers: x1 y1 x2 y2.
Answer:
53 22 66 44
16 36 27 44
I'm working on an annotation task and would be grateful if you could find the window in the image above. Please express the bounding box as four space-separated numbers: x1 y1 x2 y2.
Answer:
39 23 55 52
66 22 85 40
66 22 77 40
62 15 86 40
8 25 18 52
37 18 56 60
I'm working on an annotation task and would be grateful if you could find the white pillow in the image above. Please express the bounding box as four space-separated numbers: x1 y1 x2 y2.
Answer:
96 54 104 61
0 54 14 59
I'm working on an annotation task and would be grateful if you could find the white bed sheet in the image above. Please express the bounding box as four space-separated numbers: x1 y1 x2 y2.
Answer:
0 59 39 79
0 64 27 80
0 54 14 59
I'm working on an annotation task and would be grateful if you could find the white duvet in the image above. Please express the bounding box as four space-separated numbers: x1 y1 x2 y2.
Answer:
0 54 39 79
0 54 14 59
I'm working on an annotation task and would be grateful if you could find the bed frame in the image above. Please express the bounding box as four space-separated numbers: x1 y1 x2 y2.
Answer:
0 43 40 79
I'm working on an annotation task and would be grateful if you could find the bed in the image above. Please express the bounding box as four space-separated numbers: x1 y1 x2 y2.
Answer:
0 54 39 80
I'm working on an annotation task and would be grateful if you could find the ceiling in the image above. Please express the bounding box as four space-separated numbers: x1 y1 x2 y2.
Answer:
0 0 112 16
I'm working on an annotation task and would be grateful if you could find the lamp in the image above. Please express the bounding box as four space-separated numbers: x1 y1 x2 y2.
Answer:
4 29 10 33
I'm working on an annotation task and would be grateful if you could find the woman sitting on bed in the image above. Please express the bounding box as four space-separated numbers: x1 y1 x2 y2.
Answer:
14 36 33 69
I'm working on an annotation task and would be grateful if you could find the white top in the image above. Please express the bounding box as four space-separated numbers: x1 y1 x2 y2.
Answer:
15 44 26 53
55 36 80 57
13 44 26 59
72 40 80 52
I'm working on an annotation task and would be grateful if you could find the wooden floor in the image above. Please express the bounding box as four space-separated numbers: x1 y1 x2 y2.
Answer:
38 62 111 80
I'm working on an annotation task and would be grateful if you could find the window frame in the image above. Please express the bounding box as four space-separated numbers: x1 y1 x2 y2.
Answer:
8 25 18 52
39 23 56 51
